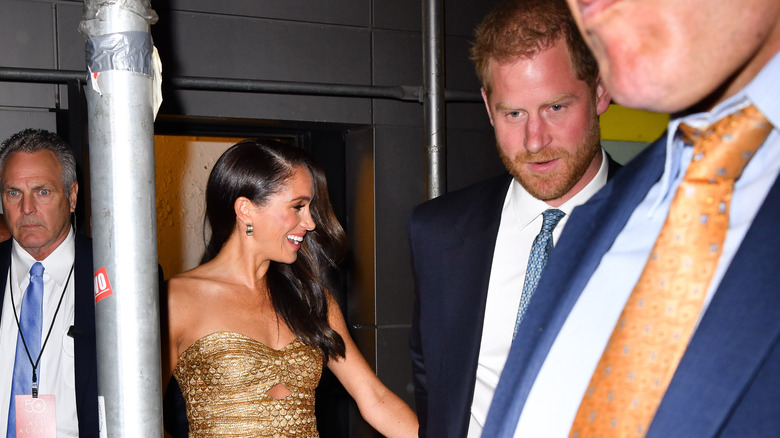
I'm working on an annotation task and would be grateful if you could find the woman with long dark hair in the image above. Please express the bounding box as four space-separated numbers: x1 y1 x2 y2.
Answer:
162 139 417 437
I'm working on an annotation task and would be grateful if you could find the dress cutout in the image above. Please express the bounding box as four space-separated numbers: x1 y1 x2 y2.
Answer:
173 331 322 437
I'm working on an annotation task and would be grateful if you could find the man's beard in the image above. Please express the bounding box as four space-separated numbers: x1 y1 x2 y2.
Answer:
499 119 601 202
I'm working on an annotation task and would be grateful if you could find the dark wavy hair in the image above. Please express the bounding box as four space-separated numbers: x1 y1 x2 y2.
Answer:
202 139 348 360
470 0 599 95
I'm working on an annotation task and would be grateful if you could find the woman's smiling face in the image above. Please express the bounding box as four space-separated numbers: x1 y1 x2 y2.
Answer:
251 165 316 265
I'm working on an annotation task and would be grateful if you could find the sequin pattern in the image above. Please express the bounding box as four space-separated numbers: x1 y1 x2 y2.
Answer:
174 331 323 437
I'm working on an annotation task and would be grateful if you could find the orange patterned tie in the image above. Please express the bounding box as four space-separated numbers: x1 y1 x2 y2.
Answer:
569 105 773 438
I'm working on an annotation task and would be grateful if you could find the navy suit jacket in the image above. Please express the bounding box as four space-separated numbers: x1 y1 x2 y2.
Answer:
408 155 622 438
0 234 99 437
484 136 780 437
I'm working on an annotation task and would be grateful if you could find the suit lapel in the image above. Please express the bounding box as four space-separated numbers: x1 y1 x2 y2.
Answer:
437 176 511 435
649 172 780 436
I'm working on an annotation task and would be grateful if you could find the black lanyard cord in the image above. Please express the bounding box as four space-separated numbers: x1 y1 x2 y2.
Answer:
9 257 75 396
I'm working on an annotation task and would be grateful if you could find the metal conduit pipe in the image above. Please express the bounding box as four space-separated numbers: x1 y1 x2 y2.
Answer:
0 67 85 83
170 76 423 101
423 0 447 199
79 1 161 436
0 66 481 102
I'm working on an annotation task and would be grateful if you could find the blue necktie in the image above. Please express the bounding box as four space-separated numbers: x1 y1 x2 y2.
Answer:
513 209 565 338
7 262 44 438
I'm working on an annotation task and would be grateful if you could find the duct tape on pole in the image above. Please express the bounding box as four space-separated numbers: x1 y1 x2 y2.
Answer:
80 1 162 437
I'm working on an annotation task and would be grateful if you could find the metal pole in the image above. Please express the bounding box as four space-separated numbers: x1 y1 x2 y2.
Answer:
423 0 447 199
79 1 161 436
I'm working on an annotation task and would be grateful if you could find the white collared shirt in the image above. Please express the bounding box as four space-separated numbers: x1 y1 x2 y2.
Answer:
467 150 610 437
0 228 79 437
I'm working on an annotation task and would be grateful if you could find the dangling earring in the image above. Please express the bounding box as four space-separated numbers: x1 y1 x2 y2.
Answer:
246 223 254 236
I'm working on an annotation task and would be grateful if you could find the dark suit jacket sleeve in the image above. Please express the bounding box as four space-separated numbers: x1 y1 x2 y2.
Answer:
73 234 100 438
408 207 429 437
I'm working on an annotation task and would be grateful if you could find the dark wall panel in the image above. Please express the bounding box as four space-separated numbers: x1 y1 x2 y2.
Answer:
374 125 425 325
0 110 57 144
0 0 57 108
168 0 369 27
374 1 498 36
445 2 501 37
373 0 421 32
446 33 482 91
446 126 506 192
56 3 87 71
376 327 416 407
372 29 423 126
1 1 55 67
171 91 372 124
160 12 371 83
373 29 422 88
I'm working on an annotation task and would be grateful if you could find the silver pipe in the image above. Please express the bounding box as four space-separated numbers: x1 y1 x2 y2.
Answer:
0 67 481 102
170 76 424 101
423 0 447 199
79 1 161 436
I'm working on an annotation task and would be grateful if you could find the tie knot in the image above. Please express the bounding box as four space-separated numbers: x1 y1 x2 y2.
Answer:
30 262 44 278
541 209 565 232
679 104 773 181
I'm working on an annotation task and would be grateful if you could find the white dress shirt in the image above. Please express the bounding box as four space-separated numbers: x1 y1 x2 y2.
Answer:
467 149 610 437
513 51 780 437
0 228 79 437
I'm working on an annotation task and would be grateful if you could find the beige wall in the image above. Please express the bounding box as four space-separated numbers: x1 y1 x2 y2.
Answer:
154 135 243 279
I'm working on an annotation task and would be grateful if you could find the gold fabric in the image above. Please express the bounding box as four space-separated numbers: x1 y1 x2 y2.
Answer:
173 331 323 437
569 105 773 437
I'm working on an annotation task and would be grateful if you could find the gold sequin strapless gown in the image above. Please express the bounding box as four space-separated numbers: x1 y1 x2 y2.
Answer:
173 331 323 437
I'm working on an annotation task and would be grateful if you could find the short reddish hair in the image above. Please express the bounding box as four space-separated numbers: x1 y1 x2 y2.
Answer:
470 0 599 94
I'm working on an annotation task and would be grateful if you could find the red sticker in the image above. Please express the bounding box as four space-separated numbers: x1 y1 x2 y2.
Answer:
94 267 113 304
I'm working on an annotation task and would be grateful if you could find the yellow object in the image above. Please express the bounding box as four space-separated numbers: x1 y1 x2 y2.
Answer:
600 104 670 142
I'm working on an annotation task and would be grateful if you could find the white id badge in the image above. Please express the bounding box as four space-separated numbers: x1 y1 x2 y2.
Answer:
13 394 57 438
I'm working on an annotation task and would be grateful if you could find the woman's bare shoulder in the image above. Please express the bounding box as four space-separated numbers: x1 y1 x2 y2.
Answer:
169 263 225 289
165 265 234 352
167 265 229 310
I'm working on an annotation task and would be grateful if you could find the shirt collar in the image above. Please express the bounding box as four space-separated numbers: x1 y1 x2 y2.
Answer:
12 227 76 288
654 49 780 211
512 148 610 228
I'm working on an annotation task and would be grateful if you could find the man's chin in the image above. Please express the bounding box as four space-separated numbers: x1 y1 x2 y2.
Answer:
516 178 570 202
14 235 47 249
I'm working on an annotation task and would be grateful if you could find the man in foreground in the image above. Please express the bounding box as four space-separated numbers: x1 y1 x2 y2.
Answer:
485 0 780 436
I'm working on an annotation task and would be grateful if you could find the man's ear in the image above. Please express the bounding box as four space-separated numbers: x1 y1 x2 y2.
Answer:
68 182 78 212
481 87 496 126
595 76 611 115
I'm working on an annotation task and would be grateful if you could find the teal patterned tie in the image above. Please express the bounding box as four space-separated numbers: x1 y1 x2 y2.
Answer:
513 209 565 338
